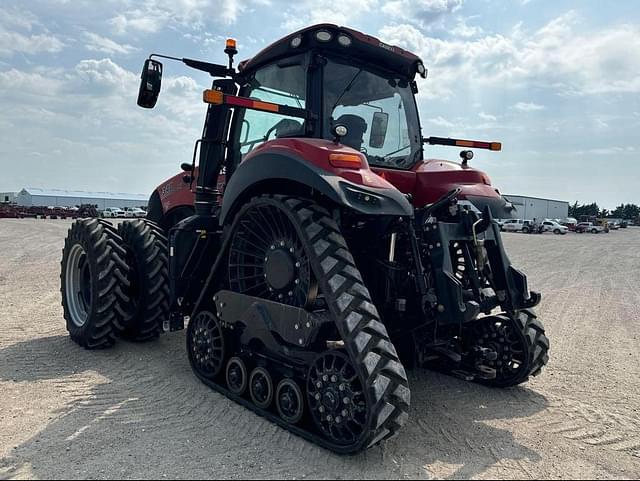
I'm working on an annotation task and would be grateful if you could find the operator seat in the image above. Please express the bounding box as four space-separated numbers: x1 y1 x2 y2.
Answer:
274 118 304 138
335 114 368 151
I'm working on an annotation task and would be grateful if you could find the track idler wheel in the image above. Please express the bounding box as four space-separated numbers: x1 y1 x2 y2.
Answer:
276 379 304 425
226 357 248 395
187 311 226 380
471 310 550 387
307 351 367 446
249 367 274 409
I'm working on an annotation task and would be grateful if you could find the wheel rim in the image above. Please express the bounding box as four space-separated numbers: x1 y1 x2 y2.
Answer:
475 317 527 383
229 201 317 307
276 379 304 424
307 351 367 445
188 311 225 379
226 357 248 395
66 244 92 327
249 367 273 409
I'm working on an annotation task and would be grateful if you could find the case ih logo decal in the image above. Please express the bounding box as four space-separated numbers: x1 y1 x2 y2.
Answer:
159 181 178 199
379 42 395 52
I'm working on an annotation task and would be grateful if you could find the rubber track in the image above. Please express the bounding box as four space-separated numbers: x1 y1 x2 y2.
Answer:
60 219 129 349
195 195 411 453
117 220 170 341
281 196 410 449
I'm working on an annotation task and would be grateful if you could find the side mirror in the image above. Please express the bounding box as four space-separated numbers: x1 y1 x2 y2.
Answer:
369 112 389 149
137 59 163 109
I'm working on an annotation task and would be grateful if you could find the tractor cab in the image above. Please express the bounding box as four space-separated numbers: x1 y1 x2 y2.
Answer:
139 24 513 226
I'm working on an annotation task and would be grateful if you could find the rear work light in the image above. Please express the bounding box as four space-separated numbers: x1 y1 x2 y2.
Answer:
329 153 363 169
316 30 333 42
337 34 352 47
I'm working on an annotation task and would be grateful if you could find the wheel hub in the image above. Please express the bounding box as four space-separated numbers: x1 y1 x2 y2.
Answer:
264 247 296 290
253 376 268 401
228 201 317 307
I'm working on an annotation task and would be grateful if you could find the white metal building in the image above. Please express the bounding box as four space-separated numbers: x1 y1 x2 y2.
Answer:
1 192 16 204
505 195 569 221
16 188 148 210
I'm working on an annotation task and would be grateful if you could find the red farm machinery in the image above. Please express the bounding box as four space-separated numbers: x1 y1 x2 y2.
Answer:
60 25 549 453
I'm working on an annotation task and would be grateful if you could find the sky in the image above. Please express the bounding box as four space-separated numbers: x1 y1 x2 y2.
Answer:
0 0 638 209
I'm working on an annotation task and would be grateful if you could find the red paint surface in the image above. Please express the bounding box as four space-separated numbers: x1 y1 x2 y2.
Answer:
244 138 396 190
374 158 501 207
152 139 503 216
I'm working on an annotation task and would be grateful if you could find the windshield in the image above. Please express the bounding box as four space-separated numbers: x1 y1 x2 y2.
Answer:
323 58 422 169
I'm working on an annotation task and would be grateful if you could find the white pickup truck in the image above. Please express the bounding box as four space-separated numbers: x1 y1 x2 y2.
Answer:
575 222 606 233
102 207 126 218
541 220 568 235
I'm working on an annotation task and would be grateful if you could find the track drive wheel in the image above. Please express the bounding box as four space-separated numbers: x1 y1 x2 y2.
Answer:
229 195 410 452
187 311 226 380
60 219 129 349
116 219 170 341
308 351 367 445
471 310 550 387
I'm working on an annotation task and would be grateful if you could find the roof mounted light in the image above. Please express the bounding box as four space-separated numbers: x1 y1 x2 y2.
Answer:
315 30 333 42
337 34 352 47
290 35 303 48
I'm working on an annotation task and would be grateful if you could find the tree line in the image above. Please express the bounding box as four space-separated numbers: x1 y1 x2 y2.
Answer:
568 202 640 220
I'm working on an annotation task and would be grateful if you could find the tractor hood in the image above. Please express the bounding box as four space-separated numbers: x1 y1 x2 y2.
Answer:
374 159 517 219
413 159 516 219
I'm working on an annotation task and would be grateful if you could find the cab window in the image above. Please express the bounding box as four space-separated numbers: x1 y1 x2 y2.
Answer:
238 60 307 155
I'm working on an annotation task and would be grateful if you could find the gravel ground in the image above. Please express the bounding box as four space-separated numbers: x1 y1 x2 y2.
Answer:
1 219 639 480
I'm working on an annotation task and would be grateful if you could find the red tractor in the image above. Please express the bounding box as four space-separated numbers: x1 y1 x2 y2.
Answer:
60 25 549 453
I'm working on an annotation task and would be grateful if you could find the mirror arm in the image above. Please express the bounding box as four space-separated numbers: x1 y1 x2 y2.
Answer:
150 54 235 78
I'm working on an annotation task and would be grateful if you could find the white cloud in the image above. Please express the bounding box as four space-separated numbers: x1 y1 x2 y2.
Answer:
426 116 455 128
0 27 65 57
84 32 137 55
0 7 39 31
479 112 497 121
71 58 138 94
379 11 640 98
382 0 463 24
512 102 545 112
451 17 483 38
109 0 253 34
0 68 64 95
281 0 377 30
572 146 637 156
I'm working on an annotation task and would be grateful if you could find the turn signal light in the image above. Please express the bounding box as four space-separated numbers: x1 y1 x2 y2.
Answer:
203 89 224 104
329 153 363 169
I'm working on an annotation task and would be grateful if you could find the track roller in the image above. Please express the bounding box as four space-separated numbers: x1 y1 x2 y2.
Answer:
276 379 304 425
226 357 248 395
249 367 274 409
